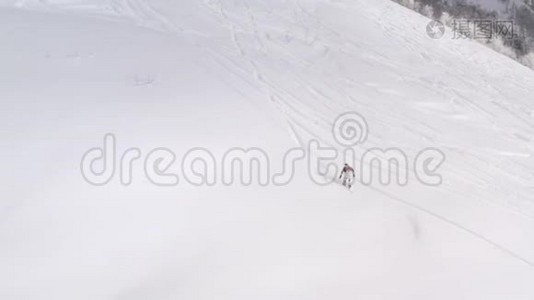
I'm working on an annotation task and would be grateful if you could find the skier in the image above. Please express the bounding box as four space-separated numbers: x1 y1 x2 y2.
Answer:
339 163 356 189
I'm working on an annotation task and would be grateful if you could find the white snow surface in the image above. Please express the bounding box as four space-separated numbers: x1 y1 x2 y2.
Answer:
1 0 534 299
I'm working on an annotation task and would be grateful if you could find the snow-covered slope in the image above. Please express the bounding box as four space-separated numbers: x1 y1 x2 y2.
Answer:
1 0 534 299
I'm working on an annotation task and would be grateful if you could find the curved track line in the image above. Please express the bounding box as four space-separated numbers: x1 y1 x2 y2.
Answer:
367 185 534 268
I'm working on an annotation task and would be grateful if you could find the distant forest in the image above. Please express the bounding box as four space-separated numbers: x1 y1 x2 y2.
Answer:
393 0 534 68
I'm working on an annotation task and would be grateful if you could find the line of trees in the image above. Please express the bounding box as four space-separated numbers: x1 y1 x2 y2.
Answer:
393 0 534 68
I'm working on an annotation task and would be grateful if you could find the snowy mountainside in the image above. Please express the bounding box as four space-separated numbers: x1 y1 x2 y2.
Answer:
1 0 534 299
0 0 179 31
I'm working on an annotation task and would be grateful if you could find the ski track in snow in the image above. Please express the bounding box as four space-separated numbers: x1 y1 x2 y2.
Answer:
0 0 181 32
